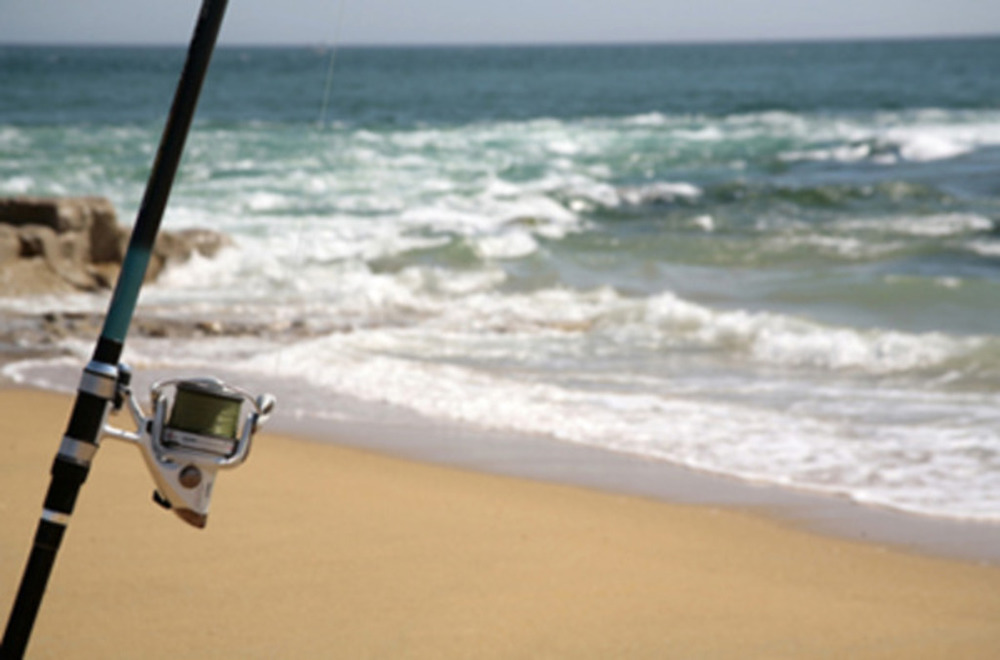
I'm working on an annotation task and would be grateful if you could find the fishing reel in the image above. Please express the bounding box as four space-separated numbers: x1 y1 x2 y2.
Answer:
102 365 275 528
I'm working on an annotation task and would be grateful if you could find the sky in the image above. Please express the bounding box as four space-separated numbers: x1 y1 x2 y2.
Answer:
1 0 998 46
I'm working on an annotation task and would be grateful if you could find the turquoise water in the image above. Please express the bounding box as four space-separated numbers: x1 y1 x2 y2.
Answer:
2 39 1000 520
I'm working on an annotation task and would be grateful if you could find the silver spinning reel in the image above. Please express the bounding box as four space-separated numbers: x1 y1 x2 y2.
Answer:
102 365 275 528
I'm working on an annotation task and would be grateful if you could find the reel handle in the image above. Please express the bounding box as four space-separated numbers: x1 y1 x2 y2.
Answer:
253 393 277 432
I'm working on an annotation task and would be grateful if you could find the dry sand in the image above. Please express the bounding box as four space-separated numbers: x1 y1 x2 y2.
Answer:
2 388 999 658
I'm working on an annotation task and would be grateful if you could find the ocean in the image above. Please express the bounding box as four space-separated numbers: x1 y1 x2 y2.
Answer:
2 38 1000 522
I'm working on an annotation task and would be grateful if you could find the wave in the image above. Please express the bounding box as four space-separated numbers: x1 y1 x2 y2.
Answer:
594 290 988 376
148 253 998 381
203 291 1000 522
771 110 1000 165
832 213 994 238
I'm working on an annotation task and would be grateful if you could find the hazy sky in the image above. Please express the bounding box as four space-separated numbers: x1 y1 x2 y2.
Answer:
2 0 998 46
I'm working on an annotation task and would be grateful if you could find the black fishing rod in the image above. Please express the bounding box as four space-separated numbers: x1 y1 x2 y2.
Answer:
1 1 242 657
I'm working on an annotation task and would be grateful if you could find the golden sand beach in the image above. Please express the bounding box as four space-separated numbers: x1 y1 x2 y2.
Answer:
2 388 999 658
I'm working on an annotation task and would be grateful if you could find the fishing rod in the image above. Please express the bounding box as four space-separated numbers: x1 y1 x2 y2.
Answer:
1 1 274 657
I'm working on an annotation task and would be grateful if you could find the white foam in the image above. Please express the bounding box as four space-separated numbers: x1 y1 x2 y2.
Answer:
691 215 715 232
245 191 288 212
896 132 971 162
2 358 78 394
934 277 962 289
733 109 1000 165
624 291 980 374
0 291 108 315
153 246 242 289
767 234 904 259
623 112 670 126
779 143 872 163
619 181 702 206
836 213 994 238
473 231 539 260
675 126 725 142
560 178 620 208
748 323 960 372
874 113 1000 163
884 117 1000 162
546 139 580 155
1 175 34 194
965 240 1000 257
0 126 27 147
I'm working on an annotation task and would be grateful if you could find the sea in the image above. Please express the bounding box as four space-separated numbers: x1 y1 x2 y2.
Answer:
2 38 1000 523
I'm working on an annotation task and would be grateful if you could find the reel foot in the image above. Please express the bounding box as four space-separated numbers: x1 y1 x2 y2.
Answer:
175 509 208 529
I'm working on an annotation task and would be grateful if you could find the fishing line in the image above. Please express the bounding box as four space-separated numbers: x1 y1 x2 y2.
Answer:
317 0 348 129
299 0 347 262
273 0 348 382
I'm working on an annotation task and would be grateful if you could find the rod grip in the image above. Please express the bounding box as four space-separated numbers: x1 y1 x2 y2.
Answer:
1 520 68 660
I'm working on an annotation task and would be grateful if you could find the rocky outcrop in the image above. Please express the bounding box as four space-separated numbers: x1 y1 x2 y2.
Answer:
0 196 232 295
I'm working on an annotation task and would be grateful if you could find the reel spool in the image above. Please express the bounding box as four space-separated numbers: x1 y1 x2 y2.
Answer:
160 380 245 457
103 367 275 528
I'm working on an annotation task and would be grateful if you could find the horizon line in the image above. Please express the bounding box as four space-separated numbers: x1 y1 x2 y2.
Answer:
2 31 999 50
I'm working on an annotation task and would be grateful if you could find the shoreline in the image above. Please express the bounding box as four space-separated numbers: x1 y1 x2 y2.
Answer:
4 364 1000 565
287 410 1000 565
2 387 999 657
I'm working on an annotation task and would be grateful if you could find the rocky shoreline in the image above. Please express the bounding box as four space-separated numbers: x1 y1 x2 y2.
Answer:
0 308 323 366
0 196 278 367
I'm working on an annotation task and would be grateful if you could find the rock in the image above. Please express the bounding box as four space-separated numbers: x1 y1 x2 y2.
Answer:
0 196 121 265
89 206 126 263
0 259 77 296
17 224 58 258
0 196 117 234
196 320 224 335
88 262 121 289
0 196 232 295
16 224 102 291
0 197 67 231
0 225 19 263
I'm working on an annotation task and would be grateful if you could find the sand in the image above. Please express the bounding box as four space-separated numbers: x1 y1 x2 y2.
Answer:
2 388 999 658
